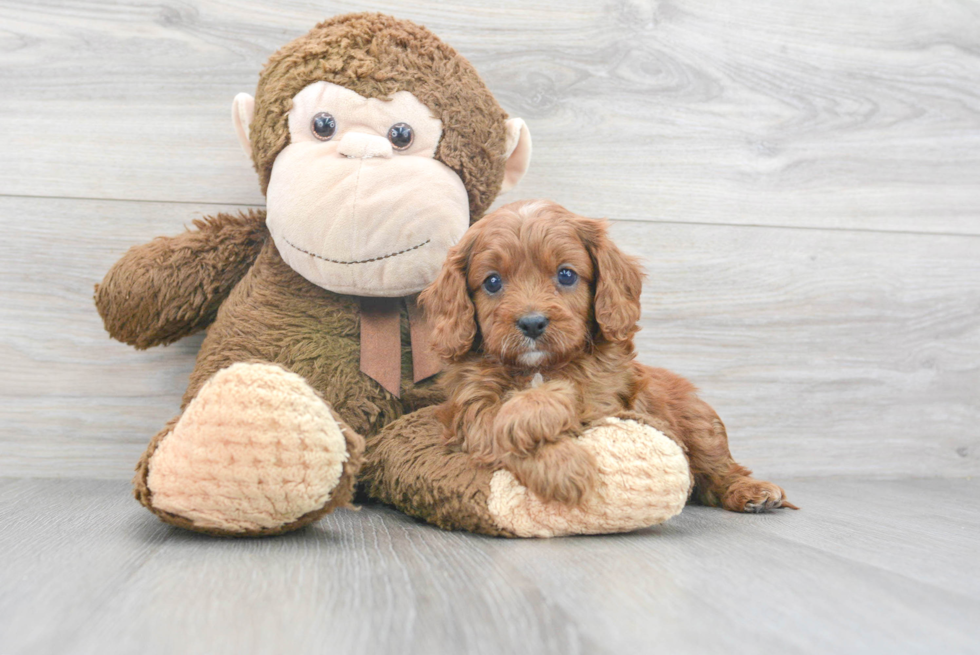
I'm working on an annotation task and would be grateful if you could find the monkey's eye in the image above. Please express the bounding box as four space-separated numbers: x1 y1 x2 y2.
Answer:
483 274 503 294
311 112 336 141
387 123 414 150
557 268 578 286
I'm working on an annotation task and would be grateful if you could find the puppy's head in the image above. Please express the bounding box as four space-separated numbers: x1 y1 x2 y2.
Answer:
419 200 643 368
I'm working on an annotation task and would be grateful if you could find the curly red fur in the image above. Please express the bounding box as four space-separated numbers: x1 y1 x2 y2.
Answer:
422 243 479 362
421 200 797 512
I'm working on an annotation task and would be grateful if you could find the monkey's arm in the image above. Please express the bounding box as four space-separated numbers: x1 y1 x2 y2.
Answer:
363 403 691 537
95 209 268 349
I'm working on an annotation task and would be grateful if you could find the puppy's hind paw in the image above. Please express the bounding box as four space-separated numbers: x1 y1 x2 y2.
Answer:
724 478 799 513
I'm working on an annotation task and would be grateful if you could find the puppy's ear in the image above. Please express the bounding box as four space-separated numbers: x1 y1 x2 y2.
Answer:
419 229 480 361
576 218 644 343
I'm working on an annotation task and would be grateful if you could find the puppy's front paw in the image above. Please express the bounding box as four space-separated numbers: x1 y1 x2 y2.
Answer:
507 439 598 506
492 384 578 455
723 478 798 513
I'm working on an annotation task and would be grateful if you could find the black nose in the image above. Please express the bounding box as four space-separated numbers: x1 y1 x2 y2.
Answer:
517 313 549 339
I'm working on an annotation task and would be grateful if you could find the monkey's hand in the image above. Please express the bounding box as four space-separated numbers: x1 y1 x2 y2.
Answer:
95 210 268 349
491 380 580 457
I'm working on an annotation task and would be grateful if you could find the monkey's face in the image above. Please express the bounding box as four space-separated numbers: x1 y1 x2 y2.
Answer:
265 82 471 297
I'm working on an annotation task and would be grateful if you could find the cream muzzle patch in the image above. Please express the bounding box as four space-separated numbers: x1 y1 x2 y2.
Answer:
265 82 470 297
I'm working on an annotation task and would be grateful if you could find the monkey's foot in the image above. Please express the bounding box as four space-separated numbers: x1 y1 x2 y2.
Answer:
137 362 364 536
487 417 692 537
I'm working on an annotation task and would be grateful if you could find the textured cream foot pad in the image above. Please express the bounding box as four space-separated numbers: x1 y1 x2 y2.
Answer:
487 417 692 538
147 362 349 533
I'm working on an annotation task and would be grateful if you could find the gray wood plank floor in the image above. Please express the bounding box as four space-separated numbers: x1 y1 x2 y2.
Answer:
1 477 977 655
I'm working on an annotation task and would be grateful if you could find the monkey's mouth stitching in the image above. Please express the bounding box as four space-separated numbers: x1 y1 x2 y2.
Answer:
282 237 431 265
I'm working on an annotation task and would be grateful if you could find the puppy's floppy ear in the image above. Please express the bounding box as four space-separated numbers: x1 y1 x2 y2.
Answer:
576 217 644 343
419 227 480 361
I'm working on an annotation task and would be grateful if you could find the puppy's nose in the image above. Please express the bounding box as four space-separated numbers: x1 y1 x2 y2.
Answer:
517 313 549 339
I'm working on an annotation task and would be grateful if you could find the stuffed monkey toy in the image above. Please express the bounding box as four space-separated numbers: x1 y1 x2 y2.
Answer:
95 13 692 538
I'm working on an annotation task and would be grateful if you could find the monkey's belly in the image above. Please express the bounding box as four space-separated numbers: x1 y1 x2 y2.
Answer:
183 240 411 437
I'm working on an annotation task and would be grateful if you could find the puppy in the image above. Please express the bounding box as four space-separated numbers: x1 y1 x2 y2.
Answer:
419 200 796 512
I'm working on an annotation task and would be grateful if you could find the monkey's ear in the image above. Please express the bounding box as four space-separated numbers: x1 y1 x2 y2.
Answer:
231 92 255 158
500 118 532 193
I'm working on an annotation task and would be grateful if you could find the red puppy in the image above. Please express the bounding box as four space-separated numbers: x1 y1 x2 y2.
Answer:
420 200 796 512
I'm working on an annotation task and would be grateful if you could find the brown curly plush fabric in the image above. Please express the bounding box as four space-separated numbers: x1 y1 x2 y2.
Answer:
250 12 509 219
94 15 528 537
362 408 693 538
363 406 513 536
94 211 268 349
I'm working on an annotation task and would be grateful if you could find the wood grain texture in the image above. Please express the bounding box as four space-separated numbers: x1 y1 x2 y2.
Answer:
616 219 980 479
0 1 978 479
0 195 977 480
0 477 978 655
1 0 979 233
2 4 978 651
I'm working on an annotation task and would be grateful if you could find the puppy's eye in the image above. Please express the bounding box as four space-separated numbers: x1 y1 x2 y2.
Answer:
387 123 414 150
557 268 578 286
483 274 503 294
311 112 337 141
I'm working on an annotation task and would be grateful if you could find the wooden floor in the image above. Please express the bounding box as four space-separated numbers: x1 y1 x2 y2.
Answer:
1 2 978 653
1 477 977 655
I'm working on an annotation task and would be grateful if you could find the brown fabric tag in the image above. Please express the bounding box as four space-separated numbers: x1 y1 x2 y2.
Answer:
359 297 403 398
406 294 443 383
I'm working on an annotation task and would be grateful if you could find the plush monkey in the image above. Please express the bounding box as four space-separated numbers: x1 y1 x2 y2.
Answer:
96 13 691 537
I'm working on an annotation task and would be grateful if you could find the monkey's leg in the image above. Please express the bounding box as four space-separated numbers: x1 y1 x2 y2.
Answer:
362 408 692 538
134 362 364 536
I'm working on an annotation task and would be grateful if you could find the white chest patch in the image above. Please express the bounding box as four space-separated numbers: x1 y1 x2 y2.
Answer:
518 351 547 368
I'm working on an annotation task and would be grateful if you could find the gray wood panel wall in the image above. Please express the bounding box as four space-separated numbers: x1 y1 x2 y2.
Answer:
1 0 978 480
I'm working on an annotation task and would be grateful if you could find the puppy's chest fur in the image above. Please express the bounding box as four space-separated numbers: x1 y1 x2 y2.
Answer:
508 344 638 425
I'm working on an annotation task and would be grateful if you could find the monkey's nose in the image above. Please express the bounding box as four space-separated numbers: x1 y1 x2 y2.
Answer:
517 313 549 339
337 132 393 159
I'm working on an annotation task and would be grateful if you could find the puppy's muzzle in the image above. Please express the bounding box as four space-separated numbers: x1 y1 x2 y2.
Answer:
517 313 549 340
